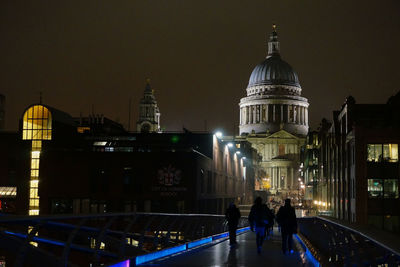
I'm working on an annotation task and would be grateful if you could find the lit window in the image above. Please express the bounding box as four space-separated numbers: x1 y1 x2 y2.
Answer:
367 144 383 162
368 144 398 162
368 179 382 198
383 144 398 162
22 105 52 216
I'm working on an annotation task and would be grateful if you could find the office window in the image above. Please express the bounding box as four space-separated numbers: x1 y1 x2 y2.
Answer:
368 178 399 198
383 144 398 162
368 144 398 162
368 179 382 198
367 144 382 162
384 179 399 198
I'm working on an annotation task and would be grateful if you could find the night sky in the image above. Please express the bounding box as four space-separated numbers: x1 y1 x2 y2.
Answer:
1 1 400 134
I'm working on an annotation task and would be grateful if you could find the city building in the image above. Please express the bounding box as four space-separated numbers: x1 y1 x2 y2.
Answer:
5 103 257 216
238 25 309 201
136 80 161 133
307 93 400 232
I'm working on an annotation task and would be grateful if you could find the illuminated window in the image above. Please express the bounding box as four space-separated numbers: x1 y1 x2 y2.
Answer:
368 179 382 198
22 105 52 216
367 144 382 162
22 105 52 141
368 144 398 162
368 179 399 199
383 144 398 162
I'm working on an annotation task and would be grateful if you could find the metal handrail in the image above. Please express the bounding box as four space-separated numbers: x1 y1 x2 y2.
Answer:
0 212 249 266
297 216 400 266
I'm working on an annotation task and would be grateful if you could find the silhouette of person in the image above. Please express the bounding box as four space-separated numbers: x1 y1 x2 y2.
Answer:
276 198 297 254
248 197 270 253
225 202 241 245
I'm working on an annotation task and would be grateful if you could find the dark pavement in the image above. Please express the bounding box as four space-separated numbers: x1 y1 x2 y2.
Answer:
140 227 313 266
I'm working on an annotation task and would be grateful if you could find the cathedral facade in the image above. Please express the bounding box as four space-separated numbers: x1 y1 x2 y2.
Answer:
238 25 309 197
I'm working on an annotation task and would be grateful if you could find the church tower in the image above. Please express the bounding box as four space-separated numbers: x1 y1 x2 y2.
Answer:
238 25 309 198
136 80 161 133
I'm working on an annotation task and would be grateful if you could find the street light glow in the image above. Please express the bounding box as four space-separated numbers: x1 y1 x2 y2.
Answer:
215 131 223 138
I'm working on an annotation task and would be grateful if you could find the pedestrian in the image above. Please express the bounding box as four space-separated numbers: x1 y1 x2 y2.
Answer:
264 205 275 239
248 197 270 254
276 198 297 255
225 202 241 245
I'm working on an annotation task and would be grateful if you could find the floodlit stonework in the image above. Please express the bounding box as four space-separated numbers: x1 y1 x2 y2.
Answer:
238 25 309 199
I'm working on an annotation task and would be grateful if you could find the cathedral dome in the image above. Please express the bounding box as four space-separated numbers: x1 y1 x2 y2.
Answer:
248 56 300 88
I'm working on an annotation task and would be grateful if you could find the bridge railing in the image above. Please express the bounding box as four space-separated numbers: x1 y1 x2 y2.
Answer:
0 212 249 267
297 216 400 266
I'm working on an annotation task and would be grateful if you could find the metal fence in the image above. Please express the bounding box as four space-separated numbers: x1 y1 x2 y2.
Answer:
297 217 400 266
0 212 249 267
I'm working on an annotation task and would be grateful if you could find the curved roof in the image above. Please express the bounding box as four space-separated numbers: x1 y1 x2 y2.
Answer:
248 55 300 88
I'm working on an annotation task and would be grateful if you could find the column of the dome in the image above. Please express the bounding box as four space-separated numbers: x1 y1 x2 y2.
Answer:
296 106 300 124
272 105 276 122
262 105 266 122
305 108 308 126
299 106 303 125
280 105 283 122
240 108 242 125
245 106 249 124
286 105 290 123
266 104 269 123
252 106 256 123
256 105 260 123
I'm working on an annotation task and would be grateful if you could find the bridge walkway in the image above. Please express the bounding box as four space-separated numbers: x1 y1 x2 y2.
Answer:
140 227 312 267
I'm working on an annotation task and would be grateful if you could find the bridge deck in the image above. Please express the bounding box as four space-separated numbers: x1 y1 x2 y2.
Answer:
140 227 312 266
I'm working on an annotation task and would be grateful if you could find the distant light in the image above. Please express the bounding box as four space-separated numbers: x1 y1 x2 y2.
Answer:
300 185 305 189
298 178 301 181
227 143 233 148
171 135 180 143
313 200 318 205
215 131 223 139
236 151 241 155
242 157 246 160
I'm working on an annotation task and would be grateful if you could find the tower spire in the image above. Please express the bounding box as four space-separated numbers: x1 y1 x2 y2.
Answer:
267 23 280 58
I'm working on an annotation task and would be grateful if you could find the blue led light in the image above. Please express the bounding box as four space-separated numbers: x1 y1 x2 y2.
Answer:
135 244 186 265
109 259 130 267
187 237 212 249
236 227 250 233
212 232 228 240
294 234 320 267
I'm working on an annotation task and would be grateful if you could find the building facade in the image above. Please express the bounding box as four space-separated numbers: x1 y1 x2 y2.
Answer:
307 94 400 232
8 104 257 216
136 80 161 133
238 25 309 200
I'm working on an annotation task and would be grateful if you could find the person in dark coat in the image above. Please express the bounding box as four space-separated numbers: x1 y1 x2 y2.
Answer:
264 206 275 239
248 197 270 253
276 198 297 254
225 202 241 245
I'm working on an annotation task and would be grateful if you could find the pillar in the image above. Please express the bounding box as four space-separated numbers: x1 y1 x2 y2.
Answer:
291 167 294 188
280 105 284 122
266 104 269 123
305 108 308 126
287 105 290 123
273 105 276 122
253 106 256 124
